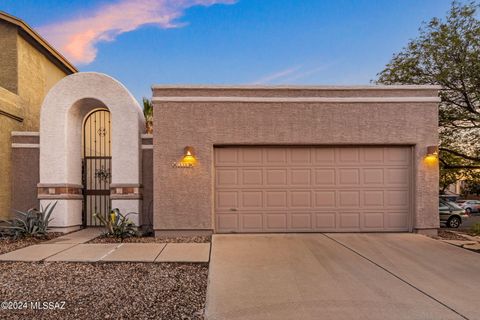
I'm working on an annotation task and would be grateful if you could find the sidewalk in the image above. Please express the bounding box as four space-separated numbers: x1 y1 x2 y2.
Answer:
0 228 210 263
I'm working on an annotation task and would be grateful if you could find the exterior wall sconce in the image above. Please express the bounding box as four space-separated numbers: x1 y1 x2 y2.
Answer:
182 146 196 164
425 145 439 163
172 146 196 168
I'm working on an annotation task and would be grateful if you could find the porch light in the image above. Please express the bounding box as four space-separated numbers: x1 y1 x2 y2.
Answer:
424 145 439 163
426 146 439 156
181 146 196 165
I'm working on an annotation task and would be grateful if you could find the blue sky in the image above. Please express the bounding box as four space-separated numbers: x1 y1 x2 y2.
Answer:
0 0 459 103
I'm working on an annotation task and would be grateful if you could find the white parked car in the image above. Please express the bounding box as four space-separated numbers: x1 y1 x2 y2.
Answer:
458 200 480 214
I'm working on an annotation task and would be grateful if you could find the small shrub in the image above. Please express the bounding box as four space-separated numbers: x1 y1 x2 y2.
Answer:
471 223 480 236
0 202 56 239
94 208 138 240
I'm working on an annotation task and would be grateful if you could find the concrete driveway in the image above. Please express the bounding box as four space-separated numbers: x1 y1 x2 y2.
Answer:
205 233 480 320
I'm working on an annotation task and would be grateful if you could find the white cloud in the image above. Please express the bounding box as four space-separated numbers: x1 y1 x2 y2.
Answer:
38 0 236 65
251 63 334 85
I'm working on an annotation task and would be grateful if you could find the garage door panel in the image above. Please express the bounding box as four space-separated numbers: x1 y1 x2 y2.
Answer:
338 191 360 207
241 148 263 164
314 191 336 207
290 148 312 164
363 168 384 185
290 191 312 208
314 169 336 185
215 146 411 233
216 213 238 232
215 148 239 165
242 169 263 185
266 148 287 164
339 212 361 229
266 169 287 185
385 148 410 164
363 190 384 207
216 191 238 209
385 168 409 186
265 191 287 207
264 213 287 231
385 190 409 207
315 212 337 229
363 148 384 163
240 213 263 231
338 148 360 163
314 148 335 164
386 212 409 229
338 168 360 185
291 169 311 185
363 212 385 229
241 191 263 208
289 213 313 230
216 169 238 186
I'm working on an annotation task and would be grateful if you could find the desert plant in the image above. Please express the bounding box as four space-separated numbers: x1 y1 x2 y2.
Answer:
143 97 153 134
471 223 480 236
94 208 139 240
0 202 56 238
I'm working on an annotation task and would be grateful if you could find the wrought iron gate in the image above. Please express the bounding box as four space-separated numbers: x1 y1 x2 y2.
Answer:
82 109 111 226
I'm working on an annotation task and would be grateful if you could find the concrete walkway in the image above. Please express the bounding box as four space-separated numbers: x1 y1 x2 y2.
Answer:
0 229 210 263
206 234 480 320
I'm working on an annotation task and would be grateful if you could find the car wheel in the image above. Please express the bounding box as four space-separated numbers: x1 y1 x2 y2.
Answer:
466 208 472 214
447 216 461 228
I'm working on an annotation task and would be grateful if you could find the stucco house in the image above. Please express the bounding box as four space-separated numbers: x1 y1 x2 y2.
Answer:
0 11 76 219
11 71 440 236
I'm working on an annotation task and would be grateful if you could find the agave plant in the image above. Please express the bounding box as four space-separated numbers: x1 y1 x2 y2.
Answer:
94 208 138 240
1 202 57 238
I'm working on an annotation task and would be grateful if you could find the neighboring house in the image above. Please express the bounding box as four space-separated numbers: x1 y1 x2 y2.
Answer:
0 11 77 220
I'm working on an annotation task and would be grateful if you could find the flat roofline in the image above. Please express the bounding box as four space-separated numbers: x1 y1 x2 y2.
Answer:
0 11 77 74
152 96 441 103
152 84 441 90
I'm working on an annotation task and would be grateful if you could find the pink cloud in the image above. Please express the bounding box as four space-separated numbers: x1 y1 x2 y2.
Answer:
38 0 235 65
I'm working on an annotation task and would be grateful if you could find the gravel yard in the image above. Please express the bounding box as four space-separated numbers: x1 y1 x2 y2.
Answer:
430 229 470 241
0 262 208 319
0 233 63 255
90 235 211 244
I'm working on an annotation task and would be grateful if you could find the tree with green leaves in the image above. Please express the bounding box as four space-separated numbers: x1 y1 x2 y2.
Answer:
143 97 153 134
376 0 480 194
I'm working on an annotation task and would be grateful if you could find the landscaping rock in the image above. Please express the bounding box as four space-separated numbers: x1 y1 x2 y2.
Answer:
0 262 208 319
90 235 211 244
0 233 63 255
440 240 477 247
463 243 480 251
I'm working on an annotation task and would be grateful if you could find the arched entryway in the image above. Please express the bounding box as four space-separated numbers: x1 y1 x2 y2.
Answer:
82 108 111 226
38 72 145 232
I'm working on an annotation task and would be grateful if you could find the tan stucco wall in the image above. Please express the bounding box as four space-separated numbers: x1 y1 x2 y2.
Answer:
0 27 70 219
0 88 22 219
152 86 440 233
0 21 18 94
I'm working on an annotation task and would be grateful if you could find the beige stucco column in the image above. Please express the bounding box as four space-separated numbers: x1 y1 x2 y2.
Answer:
39 72 145 231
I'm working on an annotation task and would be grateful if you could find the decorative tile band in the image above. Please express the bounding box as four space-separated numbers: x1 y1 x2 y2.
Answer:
110 186 143 200
38 185 83 200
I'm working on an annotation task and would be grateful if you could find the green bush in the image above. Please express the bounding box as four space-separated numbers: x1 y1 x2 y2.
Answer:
471 223 480 236
1 202 56 238
94 208 138 240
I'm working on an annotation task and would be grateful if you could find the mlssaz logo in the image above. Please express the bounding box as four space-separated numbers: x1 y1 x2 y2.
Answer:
31 301 66 310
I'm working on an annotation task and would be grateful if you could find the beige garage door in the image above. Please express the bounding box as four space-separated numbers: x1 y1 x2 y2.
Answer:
214 146 412 233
